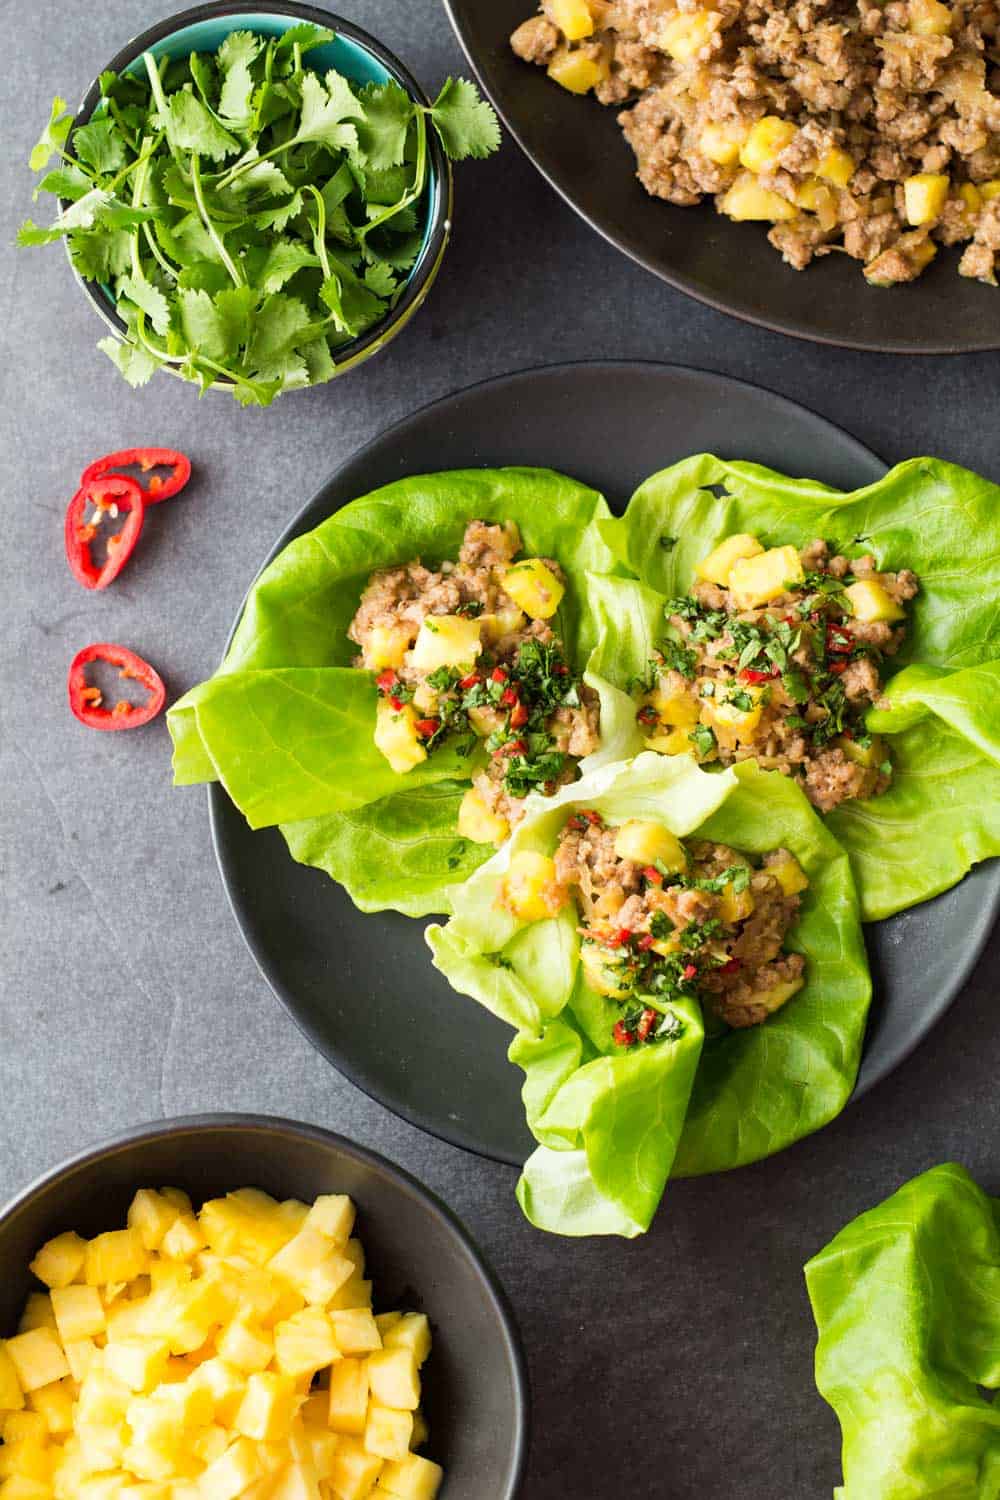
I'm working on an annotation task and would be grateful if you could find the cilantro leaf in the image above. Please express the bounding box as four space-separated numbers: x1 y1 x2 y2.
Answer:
98 336 160 387
247 292 316 368
34 164 92 202
119 268 171 336
167 91 241 161
30 97 72 172
177 286 234 362
427 78 500 161
363 259 398 298
217 29 262 72
69 227 131 282
352 81 413 170
296 71 362 153
256 237 319 292
275 23 335 54
72 116 127 174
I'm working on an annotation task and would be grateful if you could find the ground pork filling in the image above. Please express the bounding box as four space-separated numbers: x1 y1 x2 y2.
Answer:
551 810 807 1034
635 536 918 813
511 0 1000 284
347 519 600 834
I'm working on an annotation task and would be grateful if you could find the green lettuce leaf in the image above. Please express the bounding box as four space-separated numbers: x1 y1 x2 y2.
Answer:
427 752 870 1236
169 468 626 914
805 1163 1000 1499
605 455 1000 918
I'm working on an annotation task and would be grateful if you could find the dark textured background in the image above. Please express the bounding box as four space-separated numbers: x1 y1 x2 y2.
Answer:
2 3 997 1496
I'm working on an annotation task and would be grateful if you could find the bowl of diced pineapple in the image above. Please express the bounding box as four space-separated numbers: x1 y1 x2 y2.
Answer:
0 1114 528 1500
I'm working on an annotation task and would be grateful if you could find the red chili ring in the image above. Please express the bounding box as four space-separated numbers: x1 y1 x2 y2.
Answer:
80 448 191 505
68 644 166 731
65 475 145 591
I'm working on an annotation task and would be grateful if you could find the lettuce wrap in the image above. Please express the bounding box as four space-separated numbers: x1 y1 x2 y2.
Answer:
169 468 644 916
805 1163 1000 1499
428 751 871 1237
601 455 1000 921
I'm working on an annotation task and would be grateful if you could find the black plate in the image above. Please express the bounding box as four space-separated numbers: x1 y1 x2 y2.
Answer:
442 0 1000 355
211 361 1000 1163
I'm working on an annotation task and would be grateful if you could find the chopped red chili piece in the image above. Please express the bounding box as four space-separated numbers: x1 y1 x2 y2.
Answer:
375 669 397 692
636 933 655 951
491 667 508 684
499 738 527 756
610 927 633 947
682 963 698 980
582 809 603 826
718 958 742 976
510 700 529 728
415 717 440 738
828 661 847 675
739 668 778 684
459 672 481 690
554 664 569 675
841 728 854 740
80 447 191 505
388 695 404 711
500 686 518 707
65 476 145 591
67 644 166 731
636 1007 659 1041
826 631 852 654
642 865 663 885
612 1021 636 1047
636 705 659 725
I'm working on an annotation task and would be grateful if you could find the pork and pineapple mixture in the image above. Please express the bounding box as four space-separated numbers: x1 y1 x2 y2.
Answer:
511 0 1000 284
635 533 918 812
501 810 809 1034
348 520 600 844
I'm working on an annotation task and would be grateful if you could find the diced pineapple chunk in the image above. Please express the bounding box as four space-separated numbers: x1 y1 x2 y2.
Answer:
739 117 797 173
17 1298 55 1335
644 727 698 757
303 1426 338 1481
548 0 595 40
408 615 483 673
0 1476 53 1500
51 1285 105 1343
303 1195 355 1246
766 853 809 895
718 884 755 924
327 1359 369 1436
648 680 699 727
3 1412 47 1446
29 1232 87 1290
744 974 805 1016
198 1437 263 1500
658 9 721 60
695 533 763 586
329 1437 384 1500
63 1338 99 1384
843 578 905 622
547 48 608 93
382 1315 432 1368
864 235 937 285
365 1404 413 1461
366 1350 420 1412
327 1275 373 1312
28 1378 74 1435
500 558 565 620
85 1230 148 1287
836 733 888 769
457 787 510 846
379 1453 445 1500
4 1332 70 1394
816 147 856 187
580 944 630 998
330 1310 381 1357
500 850 567 923
374 700 428 776
0 1442 52 1487
480 607 527 643
190 1358 246 1427
699 122 747 166
719 173 797 223
365 624 414 673
274 1308 339 1379
701 689 763 746
233 1372 299 1443
103 1338 170 1394
728 544 804 607
127 1191 184 1253
909 0 952 32
957 182 982 213
216 1318 274 1374
612 820 687 872
904 173 950 225
268 1230 355 1307
795 177 838 226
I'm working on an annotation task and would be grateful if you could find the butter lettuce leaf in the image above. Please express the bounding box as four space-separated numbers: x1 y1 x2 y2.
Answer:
428 753 870 1236
605 455 1000 919
805 1163 1000 1499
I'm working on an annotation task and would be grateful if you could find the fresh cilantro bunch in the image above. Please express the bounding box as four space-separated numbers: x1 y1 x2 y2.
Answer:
18 24 500 405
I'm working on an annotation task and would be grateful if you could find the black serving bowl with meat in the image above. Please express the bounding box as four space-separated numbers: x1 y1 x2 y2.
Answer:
443 0 1000 353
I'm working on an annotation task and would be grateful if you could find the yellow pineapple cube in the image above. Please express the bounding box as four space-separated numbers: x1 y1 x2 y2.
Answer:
50 1285 105 1344
958 182 982 213
741 974 804 1017
5 1332 70 1393
546 49 607 93
702 688 763 746
843 579 906 622
645 727 699 757
373 1313 403 1338
719 173 797 223
909 0 952 32
327 1277 373 1312
199 1191 294 1267
549 0 595 38
739 117 797 173
327 1359 368 1436
0 1440 52 1486
18 1297 56 1334
27 1379 74 1435
500 851 567 923
234 1372 299 1443
328 1437 383 1500
836 733 888 769
303 1426 338 1480
3 1412 47 1445
365 624 413 673
718 885 755 924
766 853 809 896
408 616 482 673
648 680 699 728
613 821 687 872
190 1358 246 1427
480 608 526 643
342 1241 365 1278
981 180 1000 201
382 1315 431 1368
0 1345 26 1412
266 1463 322 1500
216 1318 274 1374
198 1438 263 1500
191 1424 230 1467
374 701 428 776
699 122 747 166
457 788 509 846
274 1308 339 1378
330 1310 381 1357
499 559 565 620
695 533 763 586
126 1192 182 1253
159 1216 206 1264
659 9 721 59
903 173 950 225
815 147 855 187
103 1339 170 1394
366 1350 420 1412
148 1261 191 1294
303 1197 355 1247
84 1230 148 1288
728 544 804 606
378 1453 444 1500
0 1476 53 1500
161 1277 229 1356
364 1405 413 1462
29 1233 87 1291
269 1231 355 1307
580 944 630 998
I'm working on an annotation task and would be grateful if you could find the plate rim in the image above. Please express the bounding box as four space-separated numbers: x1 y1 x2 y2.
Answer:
208 357 1000 1163
440 0 1000 357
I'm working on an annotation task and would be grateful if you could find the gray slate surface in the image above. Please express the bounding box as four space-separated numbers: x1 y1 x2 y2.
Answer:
1 3 998 1496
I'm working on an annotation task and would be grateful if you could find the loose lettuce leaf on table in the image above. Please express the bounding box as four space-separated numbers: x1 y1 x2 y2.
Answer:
169 468 633 914
428 753 871 1237
603 455 1000 919
805 1163 1000 1499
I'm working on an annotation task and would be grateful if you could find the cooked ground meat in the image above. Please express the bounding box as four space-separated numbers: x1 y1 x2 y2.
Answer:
635 535 918 812
552 811 806 1034
348 520 600 835
512 0 1000 284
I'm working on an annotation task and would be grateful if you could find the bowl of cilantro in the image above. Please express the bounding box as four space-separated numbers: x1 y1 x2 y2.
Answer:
19 2 500 406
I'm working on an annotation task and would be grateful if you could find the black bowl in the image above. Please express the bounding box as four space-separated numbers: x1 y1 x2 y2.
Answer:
0 1114 528 1498
443 0 1000 354
66 1 453 386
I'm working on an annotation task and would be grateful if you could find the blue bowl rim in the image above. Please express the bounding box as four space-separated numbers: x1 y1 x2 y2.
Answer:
66 0 454 374
0 1111 531 1498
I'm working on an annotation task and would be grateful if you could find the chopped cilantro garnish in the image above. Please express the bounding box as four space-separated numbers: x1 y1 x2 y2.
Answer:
689 724 716 758
650 911 675 940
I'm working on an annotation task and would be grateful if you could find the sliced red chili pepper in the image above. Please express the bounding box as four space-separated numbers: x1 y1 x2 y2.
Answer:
828 661 847 675
491 666 508 684
510 700 529 729
500 686 518 707
636 1007 658 1041
375 669 397 692
459 672 481 690
609 927 632 947
642 866 663 885
554 664 569 675
582 809 603 826
739 668 776 684
682 963 698 980
65 476 145 591
718 958 742 977
636 933 655 952
415 717 440 738
826 631 852 654
612 1021 636 1048
80 447 191 505
68 644 166 732
388 695 404 711
636 705 659 725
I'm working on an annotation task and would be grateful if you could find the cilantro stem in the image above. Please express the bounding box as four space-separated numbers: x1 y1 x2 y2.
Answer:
141 52 177 160
304 184 331 280
190 152 244 285
358 110 427 243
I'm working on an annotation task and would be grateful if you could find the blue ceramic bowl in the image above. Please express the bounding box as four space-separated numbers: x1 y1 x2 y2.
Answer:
67 2 453 386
